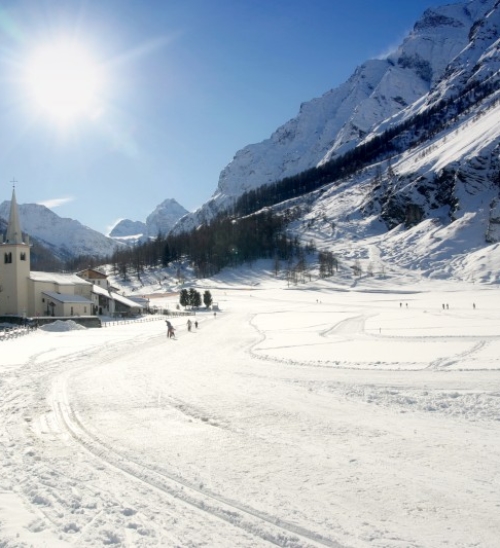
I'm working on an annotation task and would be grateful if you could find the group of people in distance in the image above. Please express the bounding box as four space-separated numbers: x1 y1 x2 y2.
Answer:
187 319 199 331
166 318 199 338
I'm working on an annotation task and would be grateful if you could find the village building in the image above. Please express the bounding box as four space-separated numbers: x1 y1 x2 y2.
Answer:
28 271 93 317
91 284 144 317
78 267 109 288
0 187 144 322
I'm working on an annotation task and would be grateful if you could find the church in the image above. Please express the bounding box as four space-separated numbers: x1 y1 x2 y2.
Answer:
0 187 143 322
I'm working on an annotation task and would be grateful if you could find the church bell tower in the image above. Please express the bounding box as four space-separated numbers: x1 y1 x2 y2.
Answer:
0 185 31 316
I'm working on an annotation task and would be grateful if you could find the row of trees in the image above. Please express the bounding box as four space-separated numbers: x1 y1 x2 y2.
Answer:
179 288 213 309
105 208 305 281
59 206 346 288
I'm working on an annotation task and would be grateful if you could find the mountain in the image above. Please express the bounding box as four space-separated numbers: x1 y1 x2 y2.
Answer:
170 0 500 282
109 199 188 243
173 0 497 234
0 197 188 261
145 199 189 236
108 219 147 241
0 202 120 260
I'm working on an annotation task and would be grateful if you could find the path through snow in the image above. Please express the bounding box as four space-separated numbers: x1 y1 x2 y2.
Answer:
1 283 499 547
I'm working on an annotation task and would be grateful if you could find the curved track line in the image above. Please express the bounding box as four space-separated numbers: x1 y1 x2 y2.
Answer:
50 372 345 548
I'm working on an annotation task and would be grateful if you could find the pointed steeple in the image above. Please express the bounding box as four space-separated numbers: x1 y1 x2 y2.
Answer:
5 185 24 245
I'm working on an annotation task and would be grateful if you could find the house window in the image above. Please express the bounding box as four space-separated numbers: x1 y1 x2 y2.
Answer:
4 252 12 264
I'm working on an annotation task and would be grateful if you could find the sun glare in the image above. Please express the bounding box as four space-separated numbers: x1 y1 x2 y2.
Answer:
24 42 103 123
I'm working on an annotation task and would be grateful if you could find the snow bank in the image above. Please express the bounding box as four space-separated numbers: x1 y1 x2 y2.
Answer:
40 319 87 332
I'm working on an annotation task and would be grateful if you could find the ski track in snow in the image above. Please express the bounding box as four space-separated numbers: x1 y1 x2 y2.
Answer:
1 285 500 547
47 367 341 547
248 293 500 423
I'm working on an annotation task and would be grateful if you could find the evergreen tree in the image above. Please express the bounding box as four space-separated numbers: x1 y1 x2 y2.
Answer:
203 290 213 309
193 289 202 308
188 288 201 308
179 288 189 308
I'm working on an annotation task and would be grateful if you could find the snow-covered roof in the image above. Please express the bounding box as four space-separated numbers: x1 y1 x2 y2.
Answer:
114 293 144 309
126 295 149 305
30 271 92 286
92 284 144 309
92 284 113 297
42 291 93 304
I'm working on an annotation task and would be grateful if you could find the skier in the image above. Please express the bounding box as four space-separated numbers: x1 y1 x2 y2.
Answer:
187 319 192 332
166 320 175 339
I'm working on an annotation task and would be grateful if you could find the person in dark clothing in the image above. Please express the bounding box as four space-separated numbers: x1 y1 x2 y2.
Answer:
166 320 175 338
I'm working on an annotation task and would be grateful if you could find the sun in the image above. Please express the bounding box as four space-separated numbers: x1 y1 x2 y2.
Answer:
24 41 103 123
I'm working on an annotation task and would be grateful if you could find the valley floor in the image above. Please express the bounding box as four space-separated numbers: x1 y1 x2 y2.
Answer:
1 280 499 547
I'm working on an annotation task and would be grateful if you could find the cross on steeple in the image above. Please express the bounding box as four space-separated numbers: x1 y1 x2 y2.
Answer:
10 178 18 189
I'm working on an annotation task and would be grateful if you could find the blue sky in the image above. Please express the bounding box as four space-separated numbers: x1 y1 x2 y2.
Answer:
0 0 442 234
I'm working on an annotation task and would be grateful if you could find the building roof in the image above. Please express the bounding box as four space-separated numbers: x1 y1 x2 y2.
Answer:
42 291 93 304
92 284 112 297
78 268 108 279
30 271 92 286
92 284 144 309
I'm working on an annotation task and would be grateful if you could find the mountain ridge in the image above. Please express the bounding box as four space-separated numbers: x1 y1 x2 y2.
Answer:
0 197 189 260
173 0 496 234
0 201 121 260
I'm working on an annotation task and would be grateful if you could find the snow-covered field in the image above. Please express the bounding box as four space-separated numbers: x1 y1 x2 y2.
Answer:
1 275 500 548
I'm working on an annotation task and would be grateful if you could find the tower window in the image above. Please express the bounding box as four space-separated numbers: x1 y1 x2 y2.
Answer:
4 252 12 264
20 252 26 261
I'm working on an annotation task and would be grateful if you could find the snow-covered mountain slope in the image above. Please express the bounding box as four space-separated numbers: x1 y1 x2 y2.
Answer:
294 78 500 283
0 202 120 260
168 0 500 284
109 199 188 243
174 0 497 234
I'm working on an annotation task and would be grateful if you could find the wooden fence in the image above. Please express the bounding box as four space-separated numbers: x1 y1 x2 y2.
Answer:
101 312 190 327
0 326 33 341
